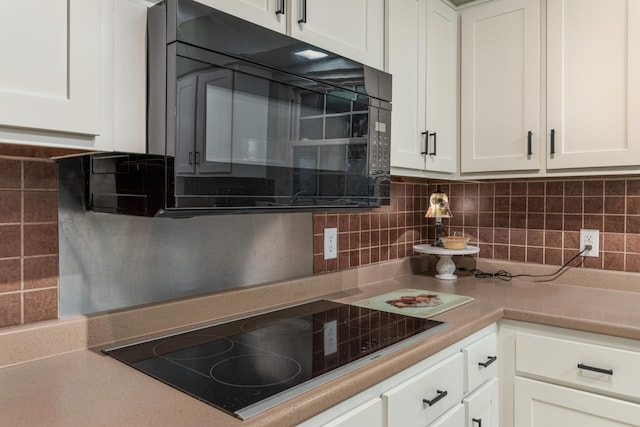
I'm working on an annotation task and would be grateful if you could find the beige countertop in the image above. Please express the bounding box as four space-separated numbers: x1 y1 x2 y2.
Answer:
2 258 640 426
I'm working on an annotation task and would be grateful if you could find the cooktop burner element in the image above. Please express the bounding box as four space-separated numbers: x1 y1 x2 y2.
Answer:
104 300 449 420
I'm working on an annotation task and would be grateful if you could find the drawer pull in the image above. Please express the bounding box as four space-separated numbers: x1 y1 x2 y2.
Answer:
478 356 497 368
473 418 482 427
577 363 613 375
422 390 447 406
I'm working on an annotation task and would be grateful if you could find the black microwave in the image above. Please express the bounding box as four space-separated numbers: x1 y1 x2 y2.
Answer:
85 0 391 217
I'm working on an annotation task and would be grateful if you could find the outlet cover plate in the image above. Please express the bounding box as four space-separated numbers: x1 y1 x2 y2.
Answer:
324 227 337 260
579 229 599 257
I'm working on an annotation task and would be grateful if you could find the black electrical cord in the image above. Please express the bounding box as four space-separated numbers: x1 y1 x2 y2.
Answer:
462 246 589 282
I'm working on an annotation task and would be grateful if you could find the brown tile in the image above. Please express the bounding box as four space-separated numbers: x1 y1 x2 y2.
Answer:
338 214 350 232
527 196 544 213
338 232 349 251
565 181 583 196
479 214 494 228
370 213 380 230
0 225 21 258
313 254 325 273
564 231 579 249
24 256 58 290
0 159 22 189
605 180 626 196
326 258 338 272
465 183 480 197
359 231 370 248
23 288 58 323
495 197 510 212
478 196 494 212
349 232 360 250
388 244 398 260
527 247 543 264
494 228 509 244
326 214 338 228
0 259 21 292
510 213 526 229
510 229 526 245
546 197 564 213
0 293 21 328
603 215 624 233
627 179 640 196
23 161 57 189
545 231 563 248
360 248 370 265
495 182 510 196
545 214 563 230
584 180 604 196
627 197 640 215
313 214 325 234
583 256 603 269
510 197 526 212
0 190 21 223
563 249 583 267
359 214 370 231
603 233 624 252
494 245 508 260
313 234 323 255
380 213 389 229
604 252 625 271
479 183 494 196
450 183 463 197
462 197 478 211
349 250 360 267
627 216 640 234
338 251 350 270
24 223 58 256
604 197 625 215
380 229 389 246
583 215 604 231
370 247 380 263
380 245 389 262
371 230 381 247
510 246 525 262
479 244 493 258
463 213 479 227
527 214 545 230
495 213 509 228
545 248 563 266
24 191 58 222
564 197 582 214
563 215 582 231
626 254 640 272
626 234 640 254
546 181 564 196
479 228 494 244
527 230 544 246
349 214 360 232
511 182 527 195
527 182 545 196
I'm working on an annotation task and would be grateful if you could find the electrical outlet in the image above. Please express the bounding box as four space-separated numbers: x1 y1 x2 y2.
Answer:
323 320 337 356
324 227 337 260
579 229 599 257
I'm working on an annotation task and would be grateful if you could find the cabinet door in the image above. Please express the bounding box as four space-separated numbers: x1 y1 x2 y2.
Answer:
0 0 100 135
432 403 465 427
515 377 640 427
290 0 384 69
424 0 458 174
389 0 457 175
460 0 540 173
196 0 286 33
547 0 640 169
464 378 499 427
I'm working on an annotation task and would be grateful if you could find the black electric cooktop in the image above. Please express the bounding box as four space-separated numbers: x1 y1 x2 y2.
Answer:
104 300 449 420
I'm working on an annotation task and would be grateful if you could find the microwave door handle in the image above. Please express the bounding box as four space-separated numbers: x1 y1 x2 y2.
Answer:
298 0 307 23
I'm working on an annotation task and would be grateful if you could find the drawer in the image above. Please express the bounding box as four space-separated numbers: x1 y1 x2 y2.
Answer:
462 332 498 393
323 397 381 427
430 403 465 427
382 352 464 427
516 332 640 400
464 377 499 427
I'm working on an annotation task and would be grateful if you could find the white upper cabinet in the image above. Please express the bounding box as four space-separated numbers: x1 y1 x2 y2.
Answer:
547 0 640 170
0 0 101 136
460 0 541 173
389 0 458 176
196 0 287 33
0 0 148 153
290 0 384 70
202 0 385 70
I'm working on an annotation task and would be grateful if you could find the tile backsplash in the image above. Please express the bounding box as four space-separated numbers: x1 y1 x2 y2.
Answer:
4 157 640 329
0 158 58 328
314 176 640 274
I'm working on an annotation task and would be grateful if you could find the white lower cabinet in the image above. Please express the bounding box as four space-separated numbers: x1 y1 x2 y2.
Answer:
464 377 499 427
298 324 498 427
515 377 640 427
383 352 464 427
499 320 640 427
